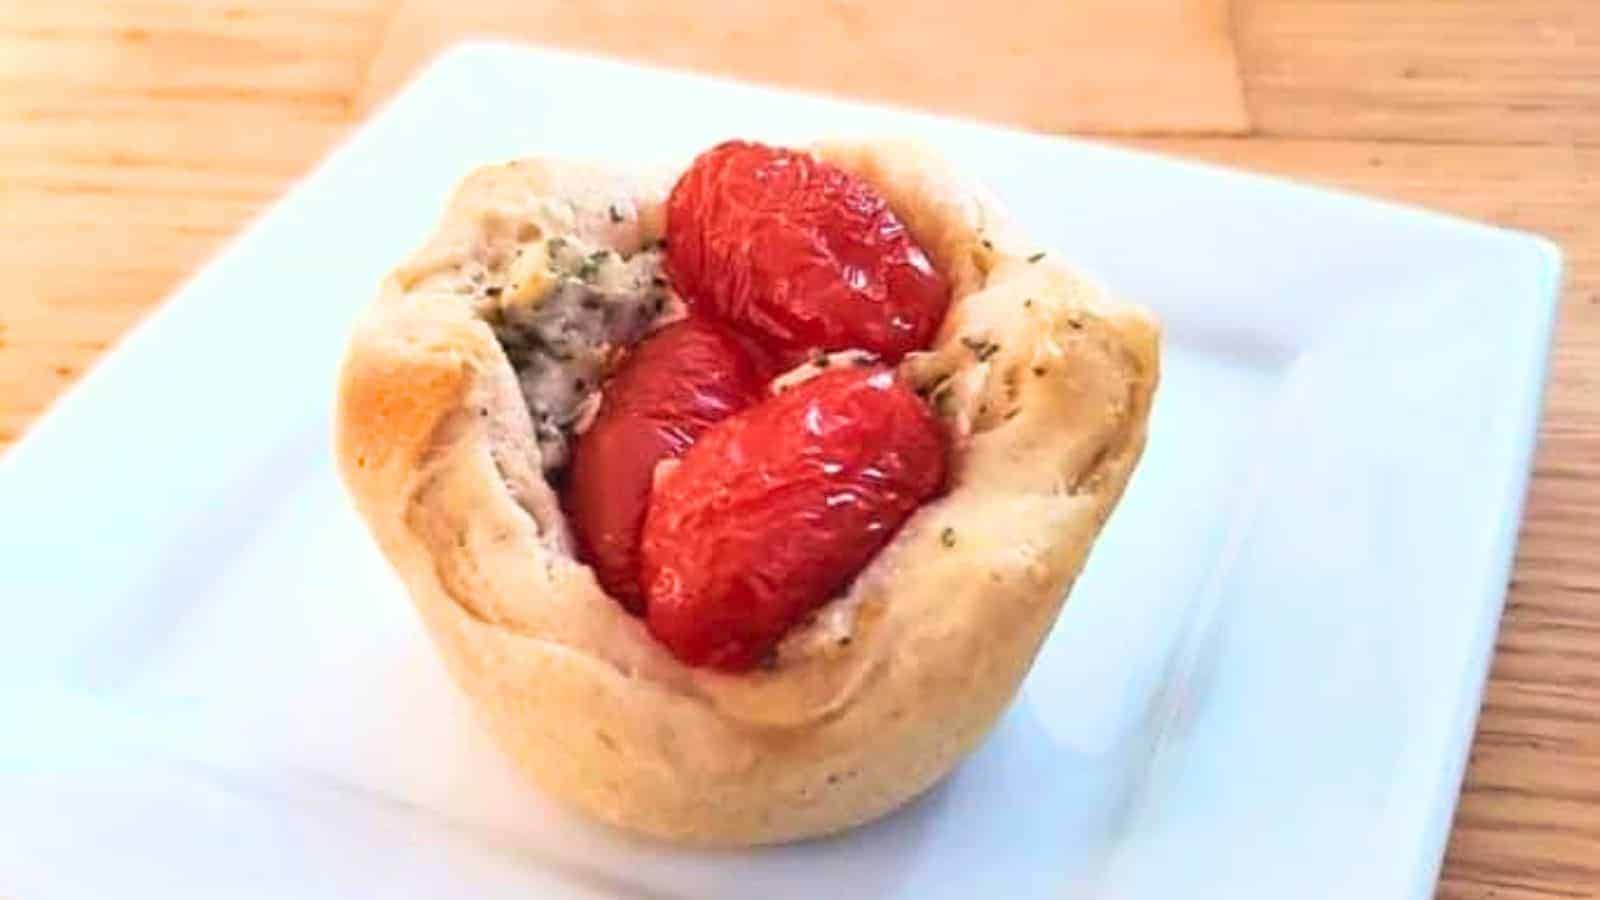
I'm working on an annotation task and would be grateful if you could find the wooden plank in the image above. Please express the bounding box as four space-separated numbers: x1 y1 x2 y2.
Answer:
1235 0 1600 144
0 0 391 443
358 0 1249 135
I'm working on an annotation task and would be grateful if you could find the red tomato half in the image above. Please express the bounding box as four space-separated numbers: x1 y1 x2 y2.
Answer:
565 319 765 613
640 366 948 670
665 141 951 365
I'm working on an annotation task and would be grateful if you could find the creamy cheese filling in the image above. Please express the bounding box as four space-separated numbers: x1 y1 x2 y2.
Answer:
477 235 683 471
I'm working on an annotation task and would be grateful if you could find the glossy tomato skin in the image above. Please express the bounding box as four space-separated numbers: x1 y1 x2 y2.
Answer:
640 366 948 670
665 141 951 365
565 319 765 613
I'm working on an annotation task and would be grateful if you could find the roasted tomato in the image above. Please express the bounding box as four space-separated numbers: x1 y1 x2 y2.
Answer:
565 319 765 613
640 366 948 670
665 141 951 365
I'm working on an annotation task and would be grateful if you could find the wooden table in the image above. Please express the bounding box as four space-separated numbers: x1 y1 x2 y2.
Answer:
2 2 1596 896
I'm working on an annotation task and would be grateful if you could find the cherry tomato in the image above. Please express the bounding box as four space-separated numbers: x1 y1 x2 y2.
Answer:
640 366 948 670
565 319 765 613
665 141 951 365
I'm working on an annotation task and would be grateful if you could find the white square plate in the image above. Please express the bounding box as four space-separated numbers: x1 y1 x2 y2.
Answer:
0 43 1560 899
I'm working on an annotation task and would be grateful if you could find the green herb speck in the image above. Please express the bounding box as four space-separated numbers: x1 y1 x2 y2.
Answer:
961 335 999 362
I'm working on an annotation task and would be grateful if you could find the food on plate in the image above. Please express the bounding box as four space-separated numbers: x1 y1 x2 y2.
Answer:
336 139 1160 845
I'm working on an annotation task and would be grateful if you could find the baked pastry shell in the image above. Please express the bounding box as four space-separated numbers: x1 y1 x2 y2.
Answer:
336 140 1160 845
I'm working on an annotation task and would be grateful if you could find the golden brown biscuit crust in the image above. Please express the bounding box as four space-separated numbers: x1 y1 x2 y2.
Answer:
335 141 1160 845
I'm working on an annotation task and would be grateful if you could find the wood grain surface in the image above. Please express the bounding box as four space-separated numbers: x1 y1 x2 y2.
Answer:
2 2 1597 897
359 0 1249 132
